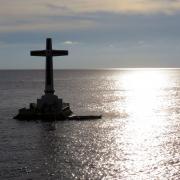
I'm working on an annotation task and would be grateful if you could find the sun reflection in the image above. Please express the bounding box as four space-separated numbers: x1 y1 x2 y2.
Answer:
112 70 173 178
122 70 168 90
119 70 171 142
122 70 169 127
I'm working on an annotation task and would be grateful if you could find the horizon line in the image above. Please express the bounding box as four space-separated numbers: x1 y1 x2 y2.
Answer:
1 68 180 71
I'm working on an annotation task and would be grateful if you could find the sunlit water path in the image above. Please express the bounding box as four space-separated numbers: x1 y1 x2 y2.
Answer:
0 69 179 179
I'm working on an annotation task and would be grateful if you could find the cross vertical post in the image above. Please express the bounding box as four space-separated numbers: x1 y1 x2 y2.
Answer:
45 38 54 94
30 38 68 95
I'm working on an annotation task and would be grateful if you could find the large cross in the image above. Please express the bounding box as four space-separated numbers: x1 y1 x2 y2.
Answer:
31 38 68 94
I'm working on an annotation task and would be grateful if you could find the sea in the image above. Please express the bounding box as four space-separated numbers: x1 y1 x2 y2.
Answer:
0 69 180 180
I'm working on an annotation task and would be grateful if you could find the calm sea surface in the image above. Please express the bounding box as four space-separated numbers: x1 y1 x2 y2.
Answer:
0 69 180 179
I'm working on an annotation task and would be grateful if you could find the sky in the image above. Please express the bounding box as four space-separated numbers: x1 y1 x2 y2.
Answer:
0 0 180 69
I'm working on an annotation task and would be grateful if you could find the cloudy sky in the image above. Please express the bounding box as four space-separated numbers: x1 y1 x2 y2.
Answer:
0 0 180 69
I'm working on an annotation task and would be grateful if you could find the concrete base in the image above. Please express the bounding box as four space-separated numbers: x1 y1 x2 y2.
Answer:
14 94 73 121
14 94 102 121
37 94 63 112
14 102 72 121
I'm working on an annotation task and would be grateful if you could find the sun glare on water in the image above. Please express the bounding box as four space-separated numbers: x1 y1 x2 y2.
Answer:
122 70 169 125
108 69 176 178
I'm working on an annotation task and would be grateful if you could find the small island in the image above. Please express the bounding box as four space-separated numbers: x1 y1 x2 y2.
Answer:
14 38 101 121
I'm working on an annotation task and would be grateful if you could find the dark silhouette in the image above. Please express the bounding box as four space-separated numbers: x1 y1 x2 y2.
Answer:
14 38 101 121
31 38 68 95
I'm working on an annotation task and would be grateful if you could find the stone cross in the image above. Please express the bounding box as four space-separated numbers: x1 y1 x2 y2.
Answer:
31 38 68 94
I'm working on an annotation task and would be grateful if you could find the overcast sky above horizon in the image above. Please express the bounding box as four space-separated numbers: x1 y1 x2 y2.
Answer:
1 0 180 69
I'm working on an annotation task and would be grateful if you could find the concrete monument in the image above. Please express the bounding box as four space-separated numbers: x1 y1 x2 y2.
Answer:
14 38 101 121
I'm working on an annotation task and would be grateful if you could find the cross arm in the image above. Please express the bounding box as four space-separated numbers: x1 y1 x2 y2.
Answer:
31 50 47 56
30 50 68 57
52 50 68 56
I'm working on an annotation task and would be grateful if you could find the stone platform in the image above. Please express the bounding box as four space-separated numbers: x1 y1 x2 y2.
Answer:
14 94 73 121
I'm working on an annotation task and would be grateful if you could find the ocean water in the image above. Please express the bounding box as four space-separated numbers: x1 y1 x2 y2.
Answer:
0 69 180 179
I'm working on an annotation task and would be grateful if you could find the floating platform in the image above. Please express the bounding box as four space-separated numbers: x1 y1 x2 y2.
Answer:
68 115 102 121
